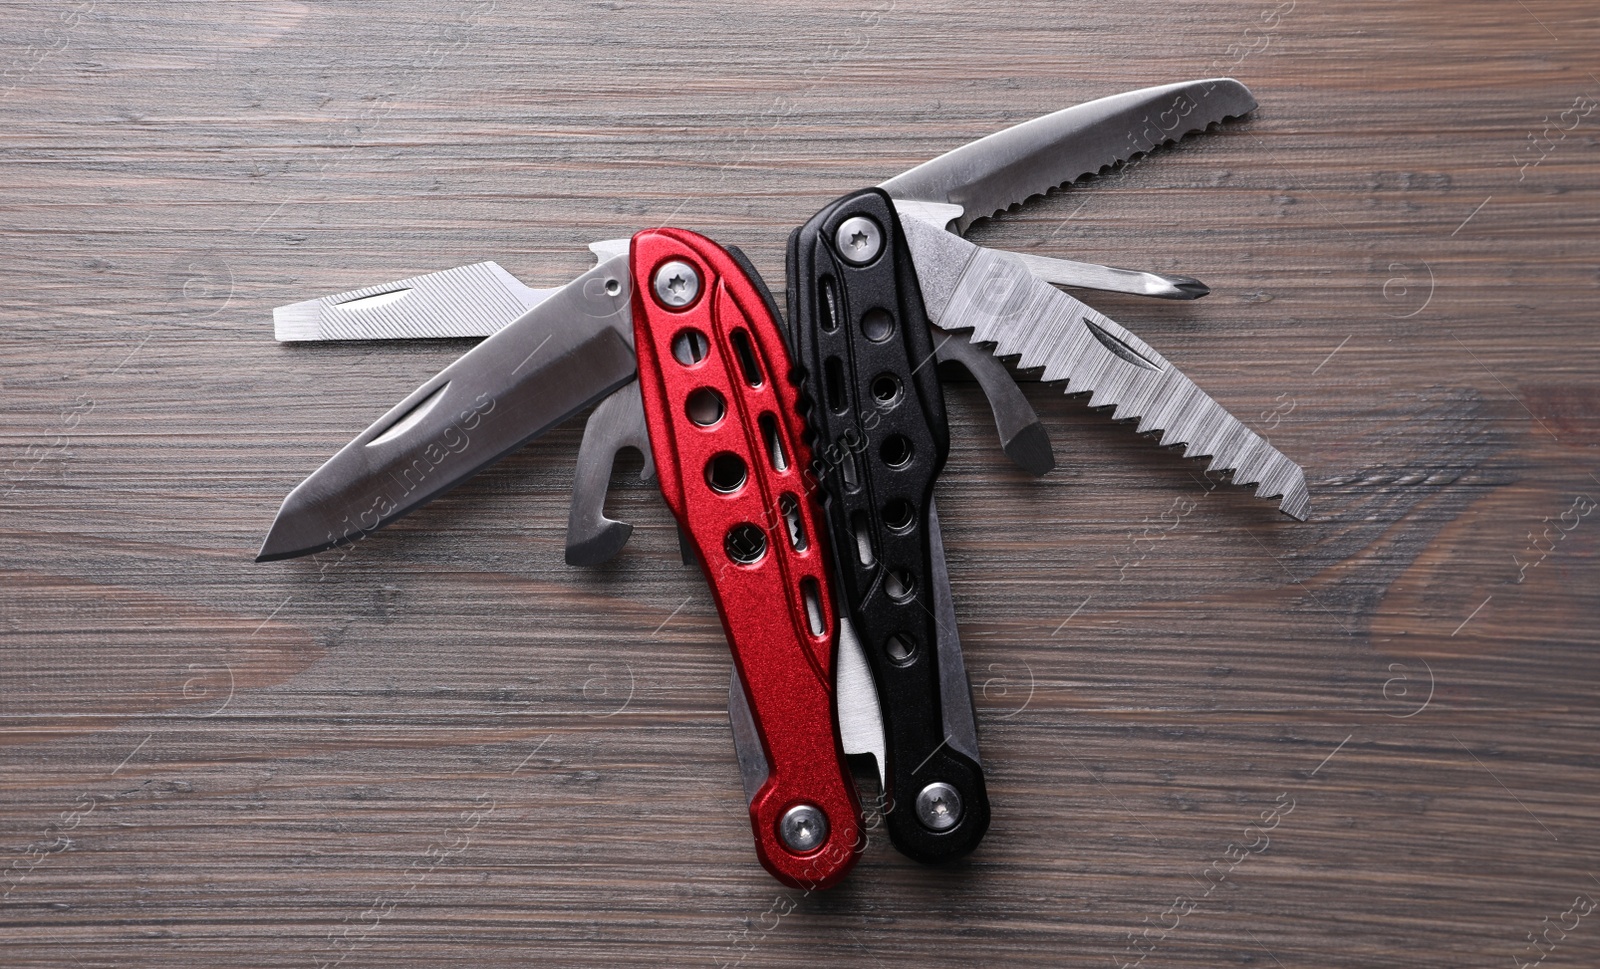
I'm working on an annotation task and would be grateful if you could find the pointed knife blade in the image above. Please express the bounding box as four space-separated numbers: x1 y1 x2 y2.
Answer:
900 215 1309 520
880 78 1256 234
257 255 637 561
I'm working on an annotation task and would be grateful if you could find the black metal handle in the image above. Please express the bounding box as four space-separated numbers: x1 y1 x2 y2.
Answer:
785 187 989 863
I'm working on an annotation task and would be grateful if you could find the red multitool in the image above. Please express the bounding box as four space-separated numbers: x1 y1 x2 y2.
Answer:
630 229 861 887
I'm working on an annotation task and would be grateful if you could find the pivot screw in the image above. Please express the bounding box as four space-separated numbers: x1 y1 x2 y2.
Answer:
779 804 828 853
835 216 882 264
915 782 962 832
653 260 701 308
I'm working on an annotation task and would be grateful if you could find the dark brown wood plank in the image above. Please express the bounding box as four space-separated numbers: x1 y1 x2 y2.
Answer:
3 1 1598 967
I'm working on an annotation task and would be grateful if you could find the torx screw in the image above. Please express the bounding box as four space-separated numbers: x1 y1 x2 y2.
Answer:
835 216 883 264
779 804 828 853
915 781 962 832
653 260 701 308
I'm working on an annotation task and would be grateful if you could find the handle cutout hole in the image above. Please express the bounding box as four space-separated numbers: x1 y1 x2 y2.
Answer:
800 577 825 637
759 413 789 471
838 450 861 493
705 452 748 494
729 328 764 388
881 434 914 469
824 357 847 414
871 373 901 405
882 498 915 533
724 523 767 565
884 569 916 603
861 308 895 343
884 632 917 665
686 388 725 426
779 493 808 551
819 277 840 333
851 510 875 567
672 329 710 365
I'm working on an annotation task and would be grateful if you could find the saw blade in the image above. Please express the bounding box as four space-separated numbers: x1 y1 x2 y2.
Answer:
901 215 1309 520
880 78 1256 234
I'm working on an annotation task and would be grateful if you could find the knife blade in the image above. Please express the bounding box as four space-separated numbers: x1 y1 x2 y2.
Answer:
256 255 636 561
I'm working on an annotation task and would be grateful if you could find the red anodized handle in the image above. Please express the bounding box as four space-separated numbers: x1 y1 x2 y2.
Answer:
629 228 862 889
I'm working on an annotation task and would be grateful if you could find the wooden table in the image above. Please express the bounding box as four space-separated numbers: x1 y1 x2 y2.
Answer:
3 2 1596 966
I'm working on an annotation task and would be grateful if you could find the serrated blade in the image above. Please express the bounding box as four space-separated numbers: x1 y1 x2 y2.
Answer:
880 78 1256 234
256 255 638 561
901 217 1309 520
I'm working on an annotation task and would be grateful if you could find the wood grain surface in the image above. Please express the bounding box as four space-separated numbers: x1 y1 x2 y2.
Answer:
3 2 1598 967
